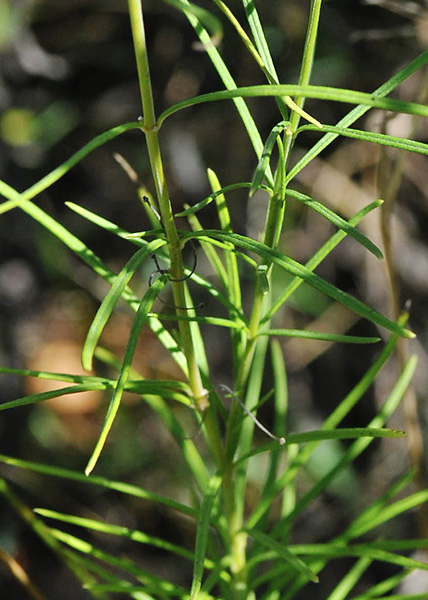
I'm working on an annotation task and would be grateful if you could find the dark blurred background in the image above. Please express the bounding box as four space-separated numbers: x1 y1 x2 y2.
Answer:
1 0 428 598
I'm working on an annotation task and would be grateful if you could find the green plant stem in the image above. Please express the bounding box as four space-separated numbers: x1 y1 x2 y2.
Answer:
290 0 322 128
127 3 237 590
235 0 323 408
224 5 323 592
128 0 208 412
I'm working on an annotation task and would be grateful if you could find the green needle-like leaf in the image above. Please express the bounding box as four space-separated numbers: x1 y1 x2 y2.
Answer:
0 453 196 517
36 508 196 562
299 124 428 156
0 123 139 214
82 239 166 371
85 275 168 476
237 428 406 464
259 329 380 344
250 121 290 197
247 529 319 583
263 200 382 323
158 84 428 126
285 189 383 259
184 230 414 339
0 383 105 412
190 473 222 599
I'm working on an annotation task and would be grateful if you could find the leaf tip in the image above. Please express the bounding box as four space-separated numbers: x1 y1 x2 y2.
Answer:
84 456 96 477
81 358 92 373
249 185 258 198
404 329 416 339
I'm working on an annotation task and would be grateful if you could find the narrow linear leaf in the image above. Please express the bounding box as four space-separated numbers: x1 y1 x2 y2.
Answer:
368 539 428 552
230 335 271 520
0 453 195 517
0 366 114 386
241 0 279 81
36 508 196 562
291 543 428 572
285 189 383 259
247 529 319 583
158 84 428 126
53 528 188 596
259 329 380 344
299 124 428 156
0 122 139 213
175 182 268 217
286 428 406 445
326 555 372 600
149 312 245 329
250 121 290 197
208 168 246 368
181 0 274 186
190 473 223 600
0 366 192 403
0 384 105 412
85 275 168 476
237 428 405 465
0 187 189 377
82 239 166 371
186 205 229 287
184 230 414 339
66 201 157 246
271 338 288 446
262 340 291 519
263 200 382 324
286 48 428 183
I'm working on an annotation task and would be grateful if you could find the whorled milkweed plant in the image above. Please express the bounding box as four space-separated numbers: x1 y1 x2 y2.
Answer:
1 1 428 599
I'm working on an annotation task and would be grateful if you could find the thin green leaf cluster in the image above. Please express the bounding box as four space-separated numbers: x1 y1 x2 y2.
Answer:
0 1 427 599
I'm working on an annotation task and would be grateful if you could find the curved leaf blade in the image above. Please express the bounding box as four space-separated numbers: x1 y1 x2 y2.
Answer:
158 84 428 126
299 124 428 155
82 239 166 371
85 275 168 476
190 473 223 600
260 329 380 344
285 189 383 259
184 230 414 339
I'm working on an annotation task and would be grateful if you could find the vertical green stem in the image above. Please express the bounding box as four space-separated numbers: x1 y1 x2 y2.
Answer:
224 4 323 593
127 4 232 576
239 0 323 390
127 0 208 411
289 0 323 130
